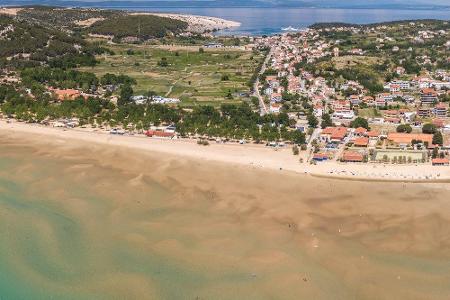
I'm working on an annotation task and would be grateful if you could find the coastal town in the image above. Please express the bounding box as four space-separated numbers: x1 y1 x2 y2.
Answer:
253 20 450 167
1 6 450 179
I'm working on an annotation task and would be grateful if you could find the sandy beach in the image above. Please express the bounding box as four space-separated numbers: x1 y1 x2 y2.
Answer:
131 12 241 33
1 120 449 183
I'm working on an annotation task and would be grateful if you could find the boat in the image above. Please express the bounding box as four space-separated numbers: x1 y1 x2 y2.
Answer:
281 26 299 31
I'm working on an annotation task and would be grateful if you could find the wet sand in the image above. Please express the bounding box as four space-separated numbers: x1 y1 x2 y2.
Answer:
1 130 450 299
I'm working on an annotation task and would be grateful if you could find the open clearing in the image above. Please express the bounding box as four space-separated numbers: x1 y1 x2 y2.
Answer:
79 43 263 106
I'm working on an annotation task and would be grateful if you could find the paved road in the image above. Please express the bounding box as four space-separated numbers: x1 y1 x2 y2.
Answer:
253 47 273 116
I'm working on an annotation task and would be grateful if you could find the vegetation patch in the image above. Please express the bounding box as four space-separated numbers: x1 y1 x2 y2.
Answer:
89 15 188 40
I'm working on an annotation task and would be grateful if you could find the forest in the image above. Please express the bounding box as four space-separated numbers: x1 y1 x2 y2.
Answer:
89 15 188 40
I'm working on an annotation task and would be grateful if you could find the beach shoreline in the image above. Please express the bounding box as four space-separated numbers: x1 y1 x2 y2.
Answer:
1 120 449 183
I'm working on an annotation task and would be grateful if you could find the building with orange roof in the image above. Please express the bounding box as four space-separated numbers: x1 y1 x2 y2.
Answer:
420 88 438 106
354 127 367 136
432 119 445 128
145 130 175 138
367 131 380 139
432 158 449 166
433 103 448 118
342 151 364 162
52 89 81 101
353 137 369 147
387 133 433 146
320 126 348 143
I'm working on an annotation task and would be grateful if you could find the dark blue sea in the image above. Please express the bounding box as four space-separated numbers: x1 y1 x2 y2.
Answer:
104 7 450 35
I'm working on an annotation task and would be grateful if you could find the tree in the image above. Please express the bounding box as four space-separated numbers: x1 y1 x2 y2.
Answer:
307 114 319 128
350 117 369 130
291 130 306 145
432 147 439 159
396 124 412 133
432 131 443 146
118 84 133 106
321 113 333 129
157 57 169 67
422 123 437 134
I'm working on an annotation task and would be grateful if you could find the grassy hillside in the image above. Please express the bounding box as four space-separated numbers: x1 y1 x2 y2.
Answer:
89 15 188 40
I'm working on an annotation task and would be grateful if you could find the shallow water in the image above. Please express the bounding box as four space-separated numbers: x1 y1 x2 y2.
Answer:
1 134 450 299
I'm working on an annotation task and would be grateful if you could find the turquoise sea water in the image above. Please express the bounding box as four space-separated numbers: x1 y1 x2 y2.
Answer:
105 7 450 35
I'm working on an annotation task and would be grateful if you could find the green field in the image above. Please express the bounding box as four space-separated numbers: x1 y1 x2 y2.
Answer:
79 43 263 106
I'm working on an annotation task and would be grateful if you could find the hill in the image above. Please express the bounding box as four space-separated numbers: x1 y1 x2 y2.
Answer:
15 6 123 29
88 15 188 41
0 14 101 68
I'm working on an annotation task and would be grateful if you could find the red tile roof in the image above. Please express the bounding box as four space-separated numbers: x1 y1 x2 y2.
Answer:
146 130 174 138
342 151 364 162
354 127 367 135
322 127 347 140
432 158 449 165
353 137 369 147
387 133 433 145
53 89 81 101
367 131 380 138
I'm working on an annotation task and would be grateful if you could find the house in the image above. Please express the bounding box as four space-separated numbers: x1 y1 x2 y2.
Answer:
53 89 81 101
313 103 323 118
342 151 364 162
362 96 375 106
383 110 401 119
390 84 401 93
367 131 380 140
271 93 283 103
417 107 432 118
270 103 282 114
353 137 369 147
420 88 438 106
432 158 449 166
321 127 348 143
375 93 394 107
354 127 367 136
433 104 448 118
348 95 361 106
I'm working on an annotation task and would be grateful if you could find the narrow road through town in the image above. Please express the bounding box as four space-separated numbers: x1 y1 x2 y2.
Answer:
254 47 273 116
